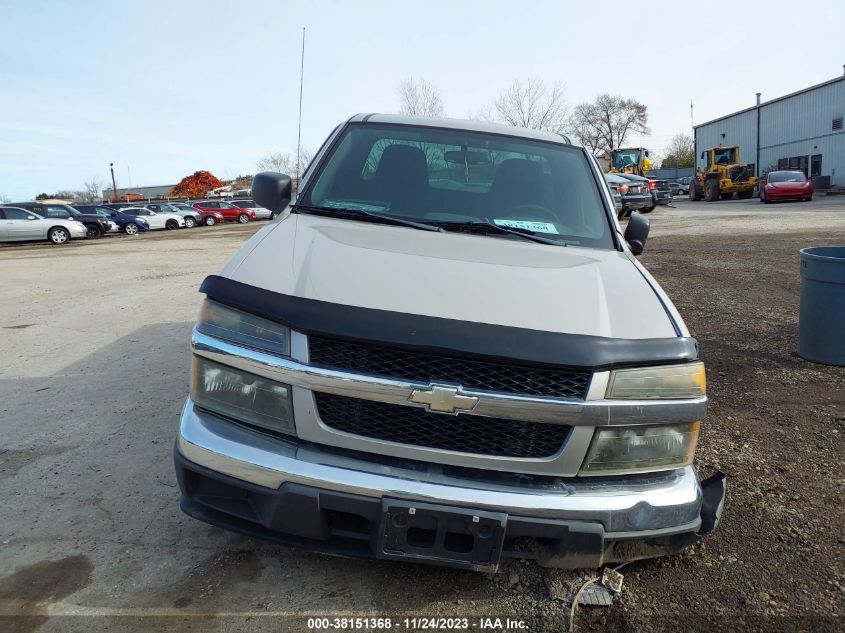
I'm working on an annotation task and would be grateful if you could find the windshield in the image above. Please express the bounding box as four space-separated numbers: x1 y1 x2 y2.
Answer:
612 149 641 169
713 148 736 165
767 171 806 182
302 123 613 249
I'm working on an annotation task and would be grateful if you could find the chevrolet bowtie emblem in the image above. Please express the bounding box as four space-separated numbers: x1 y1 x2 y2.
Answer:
408 385 479 414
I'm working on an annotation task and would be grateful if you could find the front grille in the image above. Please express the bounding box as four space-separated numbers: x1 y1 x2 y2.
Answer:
308 337 591 399
729 166 750 182
315 392 570 458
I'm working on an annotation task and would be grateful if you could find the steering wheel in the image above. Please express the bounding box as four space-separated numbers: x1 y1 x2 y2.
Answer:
500 204 558 223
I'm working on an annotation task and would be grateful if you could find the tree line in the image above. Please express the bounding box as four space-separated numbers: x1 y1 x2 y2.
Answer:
393 76 695 168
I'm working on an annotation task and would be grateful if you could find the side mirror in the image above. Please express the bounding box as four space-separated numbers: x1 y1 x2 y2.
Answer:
624 211 650 256
252 171 292 214
27 215 37 220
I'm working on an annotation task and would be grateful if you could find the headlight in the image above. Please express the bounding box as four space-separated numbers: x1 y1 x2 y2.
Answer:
606 363 705 399
579 422 699 475
191 357 294 436
197 299 290 356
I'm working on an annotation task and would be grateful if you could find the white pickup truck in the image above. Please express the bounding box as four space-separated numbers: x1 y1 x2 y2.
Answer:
175 114 725 572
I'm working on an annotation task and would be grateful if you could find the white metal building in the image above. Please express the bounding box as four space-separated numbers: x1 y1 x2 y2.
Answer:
693 73 845 187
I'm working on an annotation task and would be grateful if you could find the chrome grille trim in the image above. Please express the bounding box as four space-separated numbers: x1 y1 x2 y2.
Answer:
308 336 592 399
192 328 707 427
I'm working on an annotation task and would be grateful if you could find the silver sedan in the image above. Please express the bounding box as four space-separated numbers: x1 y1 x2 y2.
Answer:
0 206 88 244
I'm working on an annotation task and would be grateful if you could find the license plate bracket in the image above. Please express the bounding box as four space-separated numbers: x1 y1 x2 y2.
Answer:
377 499 507 571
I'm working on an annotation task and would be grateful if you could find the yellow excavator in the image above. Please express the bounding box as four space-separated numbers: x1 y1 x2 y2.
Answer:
610 147 653 176
689 145 758 201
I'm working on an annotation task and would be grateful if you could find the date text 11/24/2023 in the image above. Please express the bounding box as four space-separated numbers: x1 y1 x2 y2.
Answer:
307 617 528 630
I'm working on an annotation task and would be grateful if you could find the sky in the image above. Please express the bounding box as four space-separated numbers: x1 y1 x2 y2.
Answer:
2 0 844 200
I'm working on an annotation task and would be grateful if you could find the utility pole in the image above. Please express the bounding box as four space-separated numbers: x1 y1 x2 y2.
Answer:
690 102 695 172
110 163 118 201
295 27 306 187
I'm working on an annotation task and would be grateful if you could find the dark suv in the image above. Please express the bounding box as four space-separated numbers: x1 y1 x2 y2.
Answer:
10 202 112 238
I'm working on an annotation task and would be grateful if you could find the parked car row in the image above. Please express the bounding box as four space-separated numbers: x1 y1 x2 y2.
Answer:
0 198 271 245
604 173 673 220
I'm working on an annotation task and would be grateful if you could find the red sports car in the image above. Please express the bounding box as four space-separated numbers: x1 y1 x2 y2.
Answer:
760 170 814 203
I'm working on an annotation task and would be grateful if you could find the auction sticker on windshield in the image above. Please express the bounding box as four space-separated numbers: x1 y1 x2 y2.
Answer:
493 219 559 234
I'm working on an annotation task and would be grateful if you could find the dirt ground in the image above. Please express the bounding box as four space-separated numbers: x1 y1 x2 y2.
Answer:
1 198 844 633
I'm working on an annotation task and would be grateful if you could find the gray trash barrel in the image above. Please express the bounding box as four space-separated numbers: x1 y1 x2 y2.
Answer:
798 246 845 366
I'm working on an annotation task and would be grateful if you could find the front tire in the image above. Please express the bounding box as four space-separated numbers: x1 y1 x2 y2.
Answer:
49 227 70 244
704 179 720 202
165 219 179 230
237 213 249 224
124 222 139 235
86 225 102 239
204 216 216 226
184 216 196 228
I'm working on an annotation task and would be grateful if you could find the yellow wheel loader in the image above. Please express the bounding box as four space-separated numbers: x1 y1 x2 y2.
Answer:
609 147 653 176
689 145 758 202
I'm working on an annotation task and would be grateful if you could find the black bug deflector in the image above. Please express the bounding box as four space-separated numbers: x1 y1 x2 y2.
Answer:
199 275 700 370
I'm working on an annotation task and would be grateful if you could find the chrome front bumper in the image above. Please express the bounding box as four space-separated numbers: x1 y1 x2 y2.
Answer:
178 400 708 536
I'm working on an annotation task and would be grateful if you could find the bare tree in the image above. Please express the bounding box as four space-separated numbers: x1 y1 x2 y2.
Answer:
569 118 604 154
258 148 313 175
0 193 9 203
569 94 650 153
661 133 695 168
82 176 105 202
489 78 568 133
397 77 444 117
298 146 314 171
257 152 294 173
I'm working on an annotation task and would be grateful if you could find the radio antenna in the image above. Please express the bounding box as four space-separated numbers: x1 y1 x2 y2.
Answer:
295 27 306 187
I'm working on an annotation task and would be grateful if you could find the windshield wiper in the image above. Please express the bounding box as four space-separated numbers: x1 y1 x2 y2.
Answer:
292 204 443 232
433 221 566 246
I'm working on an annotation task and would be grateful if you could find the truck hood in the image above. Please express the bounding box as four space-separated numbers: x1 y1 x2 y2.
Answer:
225 213 677 339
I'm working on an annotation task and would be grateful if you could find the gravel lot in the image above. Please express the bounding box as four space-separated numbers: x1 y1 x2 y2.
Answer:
1 198 844 632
